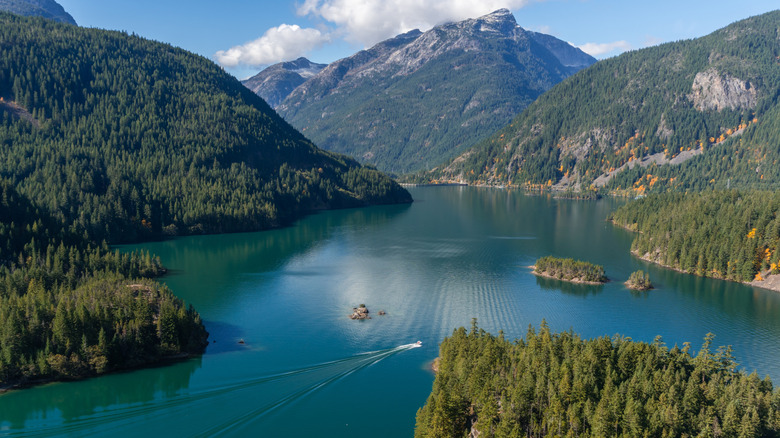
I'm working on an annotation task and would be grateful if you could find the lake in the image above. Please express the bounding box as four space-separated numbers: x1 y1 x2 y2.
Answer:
3 186 780 436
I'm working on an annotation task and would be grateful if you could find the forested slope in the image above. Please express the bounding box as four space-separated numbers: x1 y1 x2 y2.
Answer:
610 191 780 283
422 11 780 194
0 182 208 386
0 12 410 388
416 322 780 437
0 13 410 245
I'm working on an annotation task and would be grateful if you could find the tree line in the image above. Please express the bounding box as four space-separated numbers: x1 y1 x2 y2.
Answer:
0 182 207 385
0 12 410 245
534 256 607 283
416 321 779 437
610 190 780 283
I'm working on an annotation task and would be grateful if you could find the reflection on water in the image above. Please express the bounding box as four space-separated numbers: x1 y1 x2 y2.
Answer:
534 274 606 297
4 187 780 437
0 357 202 433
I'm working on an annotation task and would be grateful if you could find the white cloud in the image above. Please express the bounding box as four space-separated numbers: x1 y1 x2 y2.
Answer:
296 0 533 47
531 25 553 35
576 40 631 57
215 24 330 67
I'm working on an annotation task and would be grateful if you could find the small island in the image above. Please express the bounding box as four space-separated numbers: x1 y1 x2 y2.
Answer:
533 256 607 284
625 270 653 291
350 304 371 320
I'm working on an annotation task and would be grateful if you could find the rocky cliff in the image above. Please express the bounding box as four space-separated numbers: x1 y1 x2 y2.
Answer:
690 68 757 112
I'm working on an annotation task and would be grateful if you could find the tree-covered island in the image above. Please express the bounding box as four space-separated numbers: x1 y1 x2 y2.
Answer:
0 182 208 389
625 270 653 291
533 256 607 284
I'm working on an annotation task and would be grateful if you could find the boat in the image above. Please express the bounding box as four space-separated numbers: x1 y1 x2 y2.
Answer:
415 341 422 346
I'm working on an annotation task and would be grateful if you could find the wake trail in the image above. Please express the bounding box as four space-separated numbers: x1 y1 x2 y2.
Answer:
201 344 421 437
5 344 422 437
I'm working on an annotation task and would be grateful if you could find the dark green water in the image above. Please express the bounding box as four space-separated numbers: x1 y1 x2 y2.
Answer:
3 186 780 436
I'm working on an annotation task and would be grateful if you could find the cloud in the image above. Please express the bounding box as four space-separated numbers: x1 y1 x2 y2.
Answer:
215 24 330 67
531 25 553 35
296 0 533 47
576 40 631 57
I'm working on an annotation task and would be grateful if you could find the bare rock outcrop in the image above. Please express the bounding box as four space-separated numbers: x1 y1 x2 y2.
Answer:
350 305 371 320
690 68 757 111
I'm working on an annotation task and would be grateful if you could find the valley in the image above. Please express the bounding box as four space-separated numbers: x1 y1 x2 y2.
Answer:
3 1 780 436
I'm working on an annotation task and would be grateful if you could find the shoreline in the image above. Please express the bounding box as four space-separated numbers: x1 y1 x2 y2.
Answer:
530 267 608 285
631 250 780 294
0 352 198 395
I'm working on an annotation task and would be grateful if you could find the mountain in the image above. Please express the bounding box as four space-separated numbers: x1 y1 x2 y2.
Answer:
0 0 75 24
527 31 596 68
0 12 411 245
423 11 780 194
271 9 595 174
241 57 327 108
0 11 412 386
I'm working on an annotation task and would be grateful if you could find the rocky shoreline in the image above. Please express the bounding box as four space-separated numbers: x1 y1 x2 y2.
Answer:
633 250 780 293
531 267 608 285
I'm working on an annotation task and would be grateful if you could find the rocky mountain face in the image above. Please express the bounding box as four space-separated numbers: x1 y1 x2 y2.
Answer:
423 11 780 194
0 0 75 24
241 57 327 108
262 9 594 174
527 31 595 68
689 68 757 112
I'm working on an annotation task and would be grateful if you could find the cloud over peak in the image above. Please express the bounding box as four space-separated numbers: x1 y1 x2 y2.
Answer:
215 1 535 68
297 0 532 47
215 24 330 67
577 40 632 57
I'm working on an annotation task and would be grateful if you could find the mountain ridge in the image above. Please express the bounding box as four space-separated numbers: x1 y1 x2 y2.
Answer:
0 12 411 244
248 9 594 174
421 10 780 194
0 0 75 24
242 57 327 108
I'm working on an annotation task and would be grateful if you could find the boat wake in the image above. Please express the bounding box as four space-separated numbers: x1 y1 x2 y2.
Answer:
6 343 421 437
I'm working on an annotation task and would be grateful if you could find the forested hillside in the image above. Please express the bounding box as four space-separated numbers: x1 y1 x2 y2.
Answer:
0 182 208 386
416 322 780 437
610 191 780 283
0 13 411 245
422 11 780 194
0 12 411 387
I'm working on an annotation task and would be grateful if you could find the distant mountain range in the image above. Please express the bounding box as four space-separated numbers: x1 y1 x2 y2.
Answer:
0 0 75 24
423 10 780 194
242 57 327 108
244 9 595 174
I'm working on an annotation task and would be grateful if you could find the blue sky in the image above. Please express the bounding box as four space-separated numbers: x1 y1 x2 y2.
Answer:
57 0 779 80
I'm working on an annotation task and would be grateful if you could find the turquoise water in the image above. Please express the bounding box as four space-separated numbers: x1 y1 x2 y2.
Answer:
3 186 780 436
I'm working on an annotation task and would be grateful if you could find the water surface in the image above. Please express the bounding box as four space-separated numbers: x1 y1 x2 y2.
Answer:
3 186 780 436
